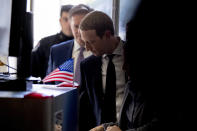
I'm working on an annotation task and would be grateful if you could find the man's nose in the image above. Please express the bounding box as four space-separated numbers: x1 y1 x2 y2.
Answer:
78 30 81 37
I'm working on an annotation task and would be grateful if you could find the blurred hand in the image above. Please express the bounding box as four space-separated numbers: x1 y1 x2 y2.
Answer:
0 60 5 66
106 125 122 131
90 125 104 131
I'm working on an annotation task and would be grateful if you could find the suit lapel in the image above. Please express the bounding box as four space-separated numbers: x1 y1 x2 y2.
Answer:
88 56 104 124
119 84 130 122
57 40 74 66
63 41 74 61
93 56 104 103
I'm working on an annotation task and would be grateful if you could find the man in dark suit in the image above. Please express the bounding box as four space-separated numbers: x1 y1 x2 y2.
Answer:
31 5 73 79
90 42 160 131
46 4 93 84
78 11 126 131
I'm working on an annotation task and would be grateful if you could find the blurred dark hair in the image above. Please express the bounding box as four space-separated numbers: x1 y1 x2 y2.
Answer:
68 4 93 19
60 5 73 16
124 0 164 97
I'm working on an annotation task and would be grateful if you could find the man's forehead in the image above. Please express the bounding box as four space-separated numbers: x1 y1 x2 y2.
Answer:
61 11 69 15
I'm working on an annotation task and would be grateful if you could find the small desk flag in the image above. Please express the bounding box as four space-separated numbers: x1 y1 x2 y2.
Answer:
42 59 74 83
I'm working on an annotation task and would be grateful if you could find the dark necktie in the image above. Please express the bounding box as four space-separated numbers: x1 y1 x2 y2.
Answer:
74 47 85 84
102 54 117 123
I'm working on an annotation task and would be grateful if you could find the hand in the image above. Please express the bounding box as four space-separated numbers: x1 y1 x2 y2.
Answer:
0 60 5 66
106 125 122 131
89 125 104 131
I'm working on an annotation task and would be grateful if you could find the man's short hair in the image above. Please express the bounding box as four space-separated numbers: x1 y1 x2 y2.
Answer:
68 4 93 19
60 5 73 16
80 11 114 38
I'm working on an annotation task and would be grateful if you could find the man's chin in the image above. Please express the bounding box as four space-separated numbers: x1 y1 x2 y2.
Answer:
77 39 85 46
93 52 101 57
93 53 98 56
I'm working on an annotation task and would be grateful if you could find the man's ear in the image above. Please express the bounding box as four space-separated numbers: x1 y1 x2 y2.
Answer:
105 30 111 38
59 18 62 26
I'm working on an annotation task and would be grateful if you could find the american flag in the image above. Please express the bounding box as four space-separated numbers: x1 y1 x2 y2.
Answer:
42 59 74 83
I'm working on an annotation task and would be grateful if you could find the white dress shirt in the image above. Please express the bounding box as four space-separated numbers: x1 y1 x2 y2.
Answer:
72 40 92 73
102 39 125 121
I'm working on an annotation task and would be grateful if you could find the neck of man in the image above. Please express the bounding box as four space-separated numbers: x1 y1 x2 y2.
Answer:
61 30 73 37
107 36 120 54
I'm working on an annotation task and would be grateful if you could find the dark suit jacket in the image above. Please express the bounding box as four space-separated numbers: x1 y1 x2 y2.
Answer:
79 55 103 131
118 80 160 131
47 39 74 77
79 43 128 131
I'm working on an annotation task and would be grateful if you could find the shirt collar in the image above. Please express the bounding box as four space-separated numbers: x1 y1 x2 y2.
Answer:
103 38 124 58
73 40 81 53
